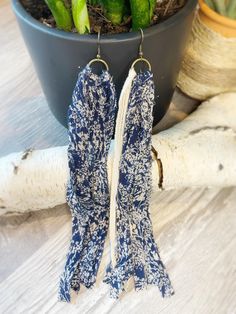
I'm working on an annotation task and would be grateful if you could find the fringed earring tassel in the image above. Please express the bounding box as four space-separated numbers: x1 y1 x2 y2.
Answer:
108 67 137 267
104 67 136 294
104 69 174 299
59 65 117 302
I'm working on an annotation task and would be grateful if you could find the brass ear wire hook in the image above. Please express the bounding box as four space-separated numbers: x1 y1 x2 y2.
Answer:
131 28 151 71
96 28 101 59
139 28 144 59
88 28 109 71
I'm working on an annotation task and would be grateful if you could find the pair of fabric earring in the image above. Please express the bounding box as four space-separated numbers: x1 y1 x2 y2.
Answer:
58 29 174 302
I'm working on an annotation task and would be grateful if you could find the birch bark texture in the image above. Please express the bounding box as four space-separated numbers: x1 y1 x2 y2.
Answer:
0 93 236 215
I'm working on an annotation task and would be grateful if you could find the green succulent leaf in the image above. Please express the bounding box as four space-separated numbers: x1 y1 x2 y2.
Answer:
205 0 236 20
149 0 156 20
130 0 150 30
205 0 216 10
45 0 73 31
72 0 90 33
102 0 126 25
227 0 236 19
212 0 227 16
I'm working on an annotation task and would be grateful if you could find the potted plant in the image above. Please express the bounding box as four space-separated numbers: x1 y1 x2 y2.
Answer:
178 0 236 100
200 0 236 36
12 0 197 128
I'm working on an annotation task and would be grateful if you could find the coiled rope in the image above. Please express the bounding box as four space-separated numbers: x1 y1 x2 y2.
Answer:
177 14 236 100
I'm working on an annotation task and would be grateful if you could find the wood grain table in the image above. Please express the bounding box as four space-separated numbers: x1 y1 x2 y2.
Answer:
0 1 235 313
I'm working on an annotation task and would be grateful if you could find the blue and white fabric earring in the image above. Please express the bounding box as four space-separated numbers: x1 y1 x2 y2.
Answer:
104 29 174 299
58 30 117 302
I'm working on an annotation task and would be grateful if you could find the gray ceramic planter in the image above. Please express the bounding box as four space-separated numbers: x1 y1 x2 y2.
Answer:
12 0 197 128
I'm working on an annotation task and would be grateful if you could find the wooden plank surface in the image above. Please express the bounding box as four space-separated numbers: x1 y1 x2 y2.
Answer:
1 188 236 314
0 1 236 313
0 0 68 158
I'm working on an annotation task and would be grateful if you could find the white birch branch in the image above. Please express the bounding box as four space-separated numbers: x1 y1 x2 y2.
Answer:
0 93 236 215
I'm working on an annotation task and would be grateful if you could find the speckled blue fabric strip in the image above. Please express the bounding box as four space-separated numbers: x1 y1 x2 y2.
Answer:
58 65 117 302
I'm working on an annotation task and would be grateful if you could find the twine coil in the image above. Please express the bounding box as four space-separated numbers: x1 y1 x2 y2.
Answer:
177 13 236 100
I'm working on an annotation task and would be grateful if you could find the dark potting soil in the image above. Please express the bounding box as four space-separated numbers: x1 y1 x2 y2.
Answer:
21 0 187 34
